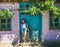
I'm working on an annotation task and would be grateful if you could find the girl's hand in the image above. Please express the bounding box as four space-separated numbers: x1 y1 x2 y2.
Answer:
26 28 29 31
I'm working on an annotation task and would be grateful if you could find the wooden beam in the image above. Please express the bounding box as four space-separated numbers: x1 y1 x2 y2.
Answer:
0 0 31 2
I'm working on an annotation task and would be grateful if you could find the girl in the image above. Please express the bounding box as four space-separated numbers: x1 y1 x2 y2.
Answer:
21 19 29 43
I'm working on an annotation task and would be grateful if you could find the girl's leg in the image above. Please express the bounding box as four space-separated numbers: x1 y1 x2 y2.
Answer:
24 32 26 42
22 32 26 43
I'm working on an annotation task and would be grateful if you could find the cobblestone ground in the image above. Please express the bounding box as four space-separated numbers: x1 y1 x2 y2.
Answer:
0 42 41 47
0 43 41 47
13 42 42 47
0 42 60 47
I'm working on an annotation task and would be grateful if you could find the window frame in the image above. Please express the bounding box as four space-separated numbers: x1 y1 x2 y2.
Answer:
49 14 60 29
0 18 12 31
20 2 31 15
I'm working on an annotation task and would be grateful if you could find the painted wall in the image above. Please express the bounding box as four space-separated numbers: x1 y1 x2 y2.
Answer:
0 3 19 43
42 10 60 42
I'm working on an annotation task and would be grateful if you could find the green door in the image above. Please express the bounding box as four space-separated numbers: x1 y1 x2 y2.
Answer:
19 2 42 42
30 15 42 41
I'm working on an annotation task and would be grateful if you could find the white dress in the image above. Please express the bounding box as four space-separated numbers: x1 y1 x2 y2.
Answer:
22 24 27 34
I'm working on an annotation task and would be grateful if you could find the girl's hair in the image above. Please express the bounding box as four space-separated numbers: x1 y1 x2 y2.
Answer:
22 18 27 22
21 19 26 24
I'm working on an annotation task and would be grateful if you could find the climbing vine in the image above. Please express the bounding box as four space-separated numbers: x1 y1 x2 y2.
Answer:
21 0 60 19
0 8 13 18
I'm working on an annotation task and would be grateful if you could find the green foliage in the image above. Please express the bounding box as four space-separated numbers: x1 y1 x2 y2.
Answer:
43 1 52 9
28 6 43 15
20 0 60 20
0 9 13 18
49 5 60 20
41 0 60 20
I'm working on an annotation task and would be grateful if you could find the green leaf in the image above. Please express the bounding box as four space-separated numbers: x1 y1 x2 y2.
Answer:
0 9 13 18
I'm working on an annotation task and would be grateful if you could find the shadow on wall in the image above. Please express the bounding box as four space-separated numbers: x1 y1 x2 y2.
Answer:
43 31 60 42
12 37 19 45
0 34 18 43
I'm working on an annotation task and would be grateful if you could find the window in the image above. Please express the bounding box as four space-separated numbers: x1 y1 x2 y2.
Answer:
0 18 11 31
50 16 60 29
20 2 30 15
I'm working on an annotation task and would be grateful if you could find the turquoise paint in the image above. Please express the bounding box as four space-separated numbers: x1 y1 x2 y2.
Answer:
19 2 42 42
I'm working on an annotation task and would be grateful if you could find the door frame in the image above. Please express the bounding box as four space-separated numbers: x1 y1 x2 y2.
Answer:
19 2 42 42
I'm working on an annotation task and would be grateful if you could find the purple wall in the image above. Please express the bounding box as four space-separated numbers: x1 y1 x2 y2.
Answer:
0 3 19 43
42 10 60 42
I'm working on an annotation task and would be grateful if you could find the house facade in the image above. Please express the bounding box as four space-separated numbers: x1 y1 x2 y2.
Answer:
0 0 60 43
0 3 19 43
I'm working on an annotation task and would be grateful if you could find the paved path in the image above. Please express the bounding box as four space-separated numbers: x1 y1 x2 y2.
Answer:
0 42 13 47
0 42 42 47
